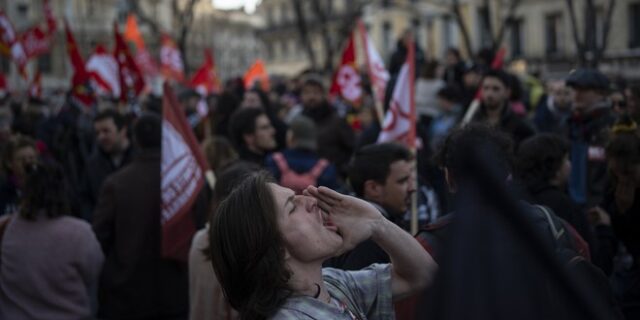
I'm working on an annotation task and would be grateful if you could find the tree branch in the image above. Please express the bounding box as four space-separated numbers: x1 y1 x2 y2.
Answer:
452 0 474 58
565 0 585 64
291 0 317 70
596 0 616 63
493 0 522 52
126 0 161 36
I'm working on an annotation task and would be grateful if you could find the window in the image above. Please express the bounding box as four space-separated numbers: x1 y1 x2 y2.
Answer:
17 3 29 19
382 0 391 8
267 7 274 26
38 53 52 74
545 13 562 55
509 18 523 57
280 3 289 24
630 2 640 48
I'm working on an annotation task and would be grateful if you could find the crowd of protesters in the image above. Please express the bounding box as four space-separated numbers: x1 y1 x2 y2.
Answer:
0 36 638 320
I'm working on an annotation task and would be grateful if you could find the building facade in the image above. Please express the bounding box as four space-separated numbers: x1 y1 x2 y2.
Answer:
0 0 264 93
255 0 640 79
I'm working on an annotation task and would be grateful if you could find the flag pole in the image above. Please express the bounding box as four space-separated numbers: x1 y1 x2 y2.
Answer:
407 34 419 235
357 20 385 128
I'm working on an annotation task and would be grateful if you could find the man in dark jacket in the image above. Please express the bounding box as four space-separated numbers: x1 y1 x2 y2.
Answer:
82 109 135 221
565 68 616 208
325 142 416 270
93 113 188 320
472 70 536 146
228 108 276 166
300 76 355 177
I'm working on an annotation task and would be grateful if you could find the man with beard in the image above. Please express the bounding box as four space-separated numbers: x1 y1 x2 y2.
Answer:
472 70 535 146
300 76 355 177
325 142 416 270
228 108 277 165
82 109 135 221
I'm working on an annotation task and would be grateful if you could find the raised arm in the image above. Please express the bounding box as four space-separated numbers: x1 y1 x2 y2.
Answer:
305 186 437 300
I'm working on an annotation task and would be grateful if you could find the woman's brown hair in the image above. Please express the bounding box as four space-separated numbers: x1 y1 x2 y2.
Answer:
209 171 291 319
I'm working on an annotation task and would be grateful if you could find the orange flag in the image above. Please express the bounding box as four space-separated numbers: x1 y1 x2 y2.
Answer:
124 14 157 76
243 59 269 91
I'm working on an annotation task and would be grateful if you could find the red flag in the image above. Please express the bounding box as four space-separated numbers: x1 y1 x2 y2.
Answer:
377 37 416 148
0 11 27 76
160 33 185 82
29 70 42 99
65 20 95 109
124 14 158 77
188 49 219 95
0 73 8 98
358 20 389 109
44 0 56 34
243 59 269 91
20 26 52 59
161 82 208 261
114 22 145 102
86 44 120 97
329 31 362 104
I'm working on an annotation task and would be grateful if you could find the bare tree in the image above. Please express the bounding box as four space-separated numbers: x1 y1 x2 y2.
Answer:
291 1 318 70
450 0 522 58
291 0 368 74
566 0 616 68
126 0 200 73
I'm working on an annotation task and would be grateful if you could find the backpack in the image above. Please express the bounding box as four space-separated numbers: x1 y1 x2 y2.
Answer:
272 152 329 195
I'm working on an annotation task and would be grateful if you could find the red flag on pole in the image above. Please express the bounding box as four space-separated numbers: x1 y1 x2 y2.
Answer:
161 82 208 261
243 59 269 91
86 44 120 97
188 49 219 95
114 22 145 102
124 14 158 77
65 20 95 109
160 33 185 82
329 31 362 104
0 11 27 77
358 20 389 126
44 0 56 35
20 26 52 59
29 69 42 99
0 73 8 98
377 37 416 148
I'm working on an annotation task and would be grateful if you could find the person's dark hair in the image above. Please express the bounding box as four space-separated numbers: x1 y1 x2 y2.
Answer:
203 161 261 258
133 112 161 150
2 135 36 173
93 108 125 131
447 47 461 60
301 75 325 92
435 124 514 182
516 134 570 188
248 89 271 110
437 85 462 103
19 161 71 220
228 108 266 149
607 116 640 165
203 136 238 172
209 171 291 319
483 69 511 89
349 143 413 197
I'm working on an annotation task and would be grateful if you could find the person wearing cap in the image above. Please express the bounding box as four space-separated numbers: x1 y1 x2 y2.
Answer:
264 115 340 192
565 68 616 209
